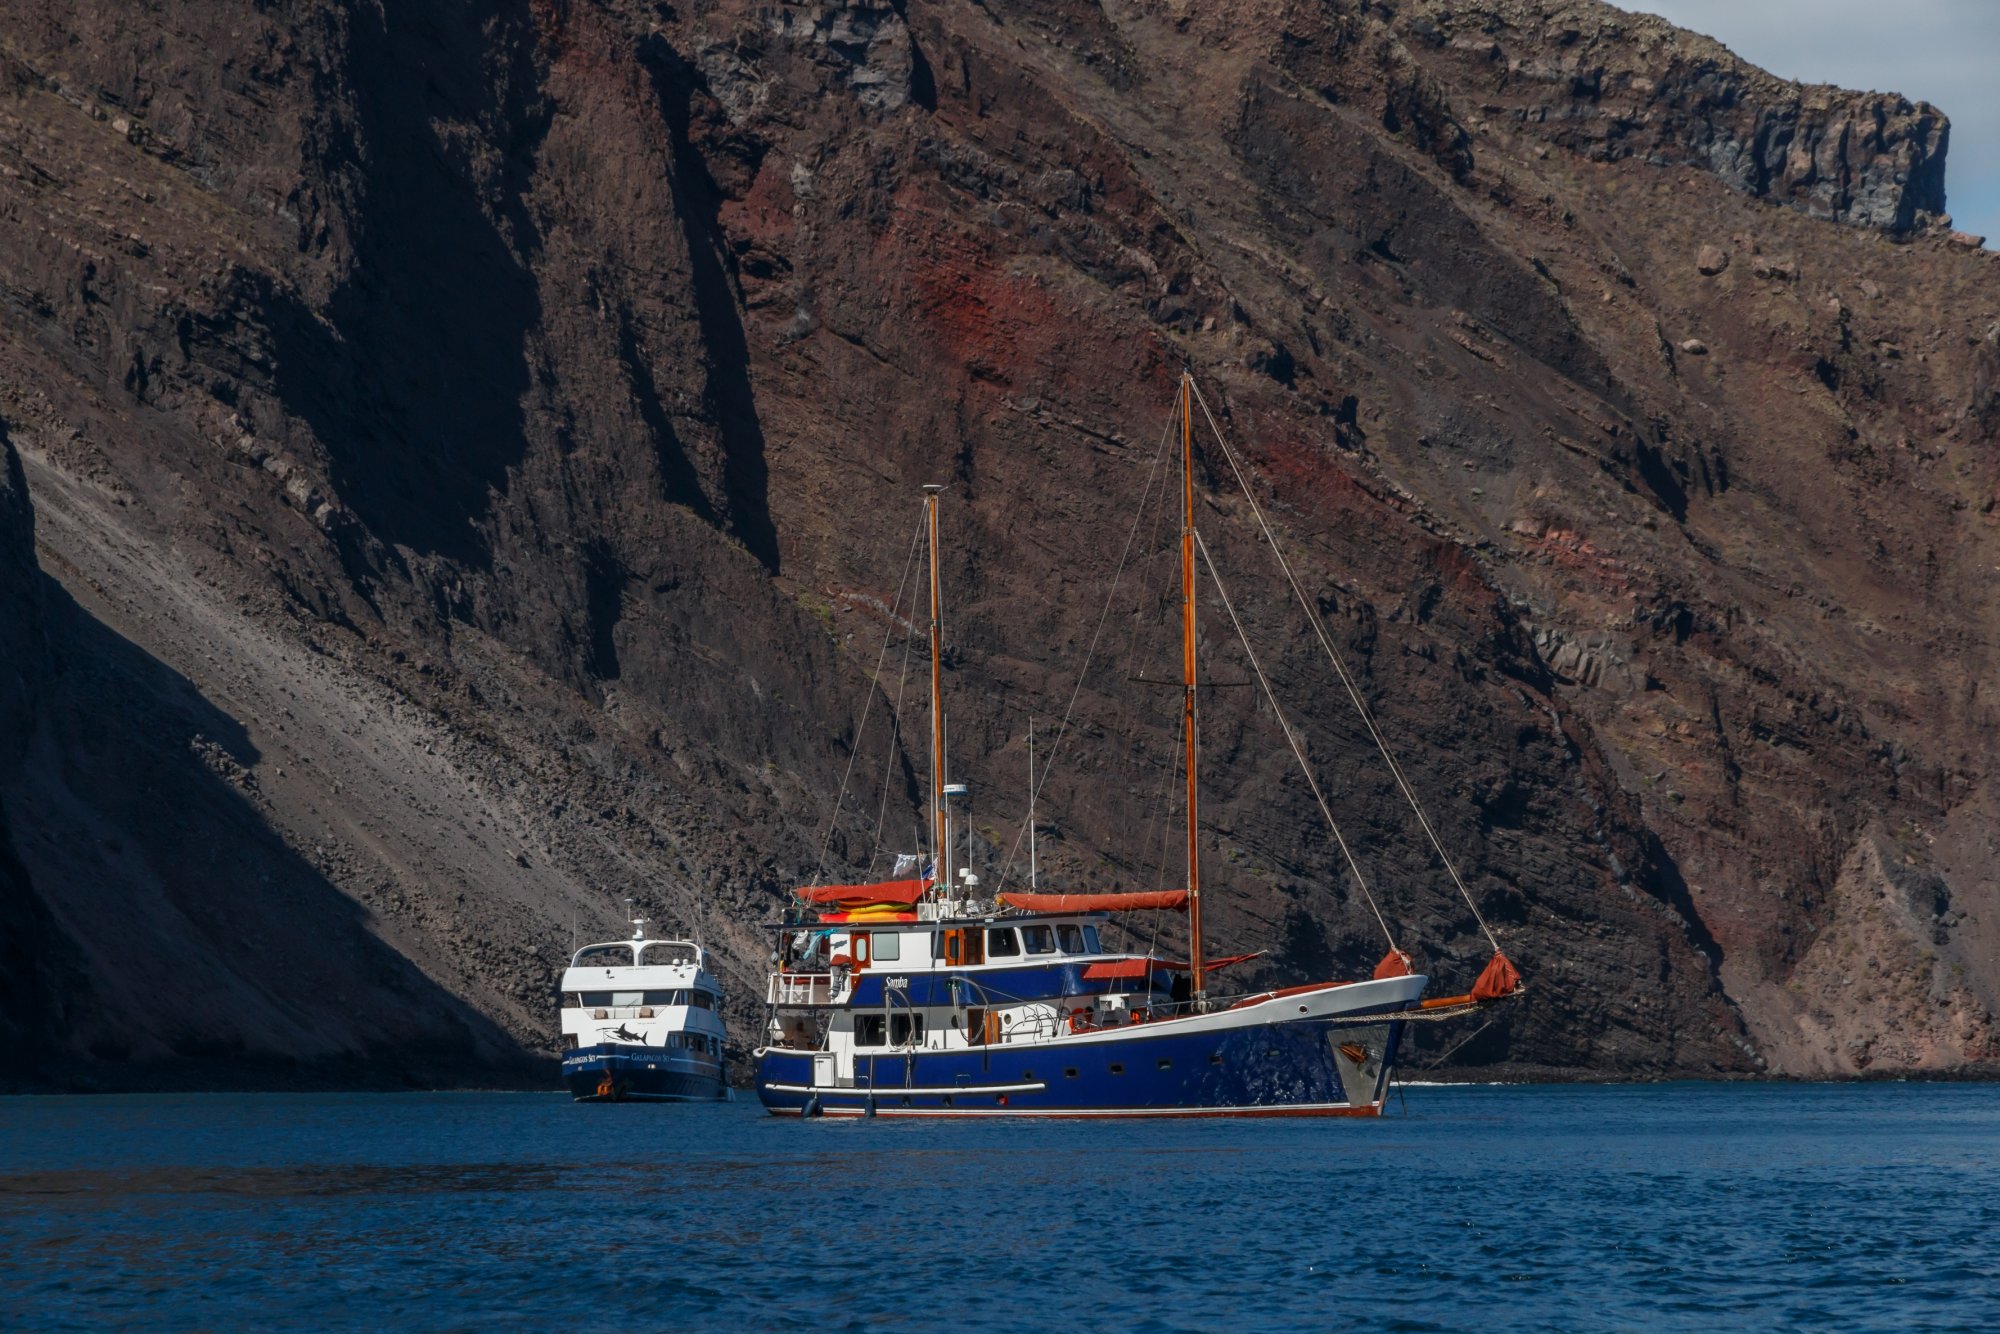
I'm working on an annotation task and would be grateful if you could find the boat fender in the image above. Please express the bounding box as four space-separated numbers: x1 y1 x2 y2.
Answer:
803 1095 822 1118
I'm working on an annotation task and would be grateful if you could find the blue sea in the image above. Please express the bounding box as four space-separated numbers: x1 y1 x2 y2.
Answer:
2 1082 1996 1331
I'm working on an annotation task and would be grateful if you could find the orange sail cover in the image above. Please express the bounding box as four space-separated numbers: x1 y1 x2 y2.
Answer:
1471 951 1522 1001
793 878 928 906
998 891 1190 912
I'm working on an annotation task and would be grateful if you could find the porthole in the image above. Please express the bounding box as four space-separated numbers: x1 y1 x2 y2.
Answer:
1209 1053 1224 1066
1109 1063 1125 1075
1157 1058 1172 1070
1064 1067 1079 1079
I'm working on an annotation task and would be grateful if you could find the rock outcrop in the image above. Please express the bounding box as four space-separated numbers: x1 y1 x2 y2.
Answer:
1392 0 1950 233
0 0 1996 1088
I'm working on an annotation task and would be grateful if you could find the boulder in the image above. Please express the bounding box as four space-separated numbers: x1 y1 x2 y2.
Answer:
1680 338 1709 355
1696 244 1730 275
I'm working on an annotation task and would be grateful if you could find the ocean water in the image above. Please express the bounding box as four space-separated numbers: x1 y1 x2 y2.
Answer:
2 1083 1996 1331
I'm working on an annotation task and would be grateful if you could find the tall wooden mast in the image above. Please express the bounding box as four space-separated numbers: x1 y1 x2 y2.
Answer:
924 485 948 893
1180 372 1206 1005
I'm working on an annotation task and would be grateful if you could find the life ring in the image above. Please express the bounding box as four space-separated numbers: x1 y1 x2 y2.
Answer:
1069 1008 1093 1034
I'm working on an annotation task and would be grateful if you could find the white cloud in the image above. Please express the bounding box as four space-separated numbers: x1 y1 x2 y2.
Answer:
1630 0 2000 243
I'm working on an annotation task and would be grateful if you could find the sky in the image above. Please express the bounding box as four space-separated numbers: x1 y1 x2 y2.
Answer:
1633 0 2000 246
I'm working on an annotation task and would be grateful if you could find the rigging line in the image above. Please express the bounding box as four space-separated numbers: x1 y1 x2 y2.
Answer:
1423 1012 1504 1070
867 587 924 872
1118 428 1181 691
814 513 927 884
1189 380 1499 953
990 411 1179 894
1195 528 1397 952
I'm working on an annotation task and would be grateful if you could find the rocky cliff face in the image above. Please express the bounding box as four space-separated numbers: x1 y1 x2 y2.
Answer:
0 0 1996 1088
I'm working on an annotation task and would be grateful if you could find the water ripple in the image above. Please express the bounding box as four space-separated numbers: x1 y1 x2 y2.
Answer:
0 1084 1995 1330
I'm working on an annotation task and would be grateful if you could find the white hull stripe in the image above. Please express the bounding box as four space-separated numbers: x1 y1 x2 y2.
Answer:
765 1081 1048 1096
778 1100 1381 1118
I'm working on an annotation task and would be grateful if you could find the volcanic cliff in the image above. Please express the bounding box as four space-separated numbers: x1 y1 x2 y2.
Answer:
1 0 1996 1089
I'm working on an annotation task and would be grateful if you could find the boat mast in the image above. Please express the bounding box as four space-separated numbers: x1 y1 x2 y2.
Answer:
924 485 949 896
1180 372 1206 1006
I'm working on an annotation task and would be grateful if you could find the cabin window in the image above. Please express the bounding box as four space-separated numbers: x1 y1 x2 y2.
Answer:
611 991 644 1007
1056 924 1085 953
642 990 680 1005
872 932 901 962
1081 926 1103 954
579 992 612 1007
1022 925 1056 955
890 1013 925 1045
987 928 1021 958
562 993 583 1007
688 990 717 1010
852 933 871 965
573 946 632 969
640 944 694 966
855 1014 889 1047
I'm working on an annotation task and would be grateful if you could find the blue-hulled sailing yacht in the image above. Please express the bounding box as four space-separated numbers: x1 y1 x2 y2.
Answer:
755 374 1520 1118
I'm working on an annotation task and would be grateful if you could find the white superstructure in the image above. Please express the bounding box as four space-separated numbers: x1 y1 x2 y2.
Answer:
559 918 728 1101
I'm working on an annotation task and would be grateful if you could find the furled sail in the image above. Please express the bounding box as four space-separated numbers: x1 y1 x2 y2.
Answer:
998 890 1190 912
793 877 929 907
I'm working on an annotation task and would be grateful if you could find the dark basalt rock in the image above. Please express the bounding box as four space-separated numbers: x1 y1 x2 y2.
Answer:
0 0 1995 1088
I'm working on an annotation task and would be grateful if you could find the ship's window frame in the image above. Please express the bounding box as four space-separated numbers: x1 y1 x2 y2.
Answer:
987 927 1021 958
641 989 680 1005
872 931 902 962
889 1012 925 1046
640 943 696 967
1021 924 1056 955
610 990 644 1007
855 1013 889 1047
562 992 584 1007
1081 925 1103 954
1056 924 1085 954
689 990 716 1010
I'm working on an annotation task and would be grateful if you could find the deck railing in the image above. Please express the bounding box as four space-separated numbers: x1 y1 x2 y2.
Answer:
768 972 836 1007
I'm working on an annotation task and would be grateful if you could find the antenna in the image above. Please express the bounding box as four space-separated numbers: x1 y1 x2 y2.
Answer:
626 896 646 941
